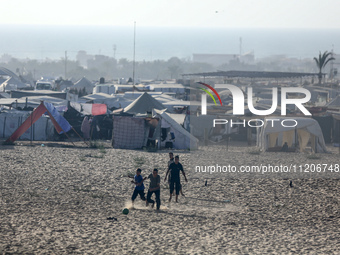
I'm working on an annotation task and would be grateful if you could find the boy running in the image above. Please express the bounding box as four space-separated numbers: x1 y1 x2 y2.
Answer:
129 168 146 204
146 169 161 210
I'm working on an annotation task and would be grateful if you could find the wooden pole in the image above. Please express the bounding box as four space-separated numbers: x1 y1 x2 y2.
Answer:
132 21 136 86
204 128 208 146
247 126 252 146
72 126 90 147
30 107 33 146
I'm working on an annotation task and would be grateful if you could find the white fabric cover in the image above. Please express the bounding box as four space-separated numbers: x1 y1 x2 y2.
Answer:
257 117 327 153
153 109 198 150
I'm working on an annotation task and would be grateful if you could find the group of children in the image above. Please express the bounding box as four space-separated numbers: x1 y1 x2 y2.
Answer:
129 152 187 210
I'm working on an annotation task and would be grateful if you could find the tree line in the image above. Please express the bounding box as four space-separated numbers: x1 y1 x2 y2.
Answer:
0 53 333 84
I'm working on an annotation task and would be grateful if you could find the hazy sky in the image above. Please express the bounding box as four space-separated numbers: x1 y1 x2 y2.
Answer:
1 0 339 28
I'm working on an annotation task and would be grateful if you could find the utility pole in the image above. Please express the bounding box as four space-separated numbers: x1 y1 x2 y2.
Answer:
330 45 334 80
239 37 242 57
113 44 117 59
65 51 67 80
132 21 136 86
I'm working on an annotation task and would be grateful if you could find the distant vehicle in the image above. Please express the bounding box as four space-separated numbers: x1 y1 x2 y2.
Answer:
35 81 54 90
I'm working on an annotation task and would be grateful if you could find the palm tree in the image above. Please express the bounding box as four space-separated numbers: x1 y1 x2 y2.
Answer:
314 51 335 85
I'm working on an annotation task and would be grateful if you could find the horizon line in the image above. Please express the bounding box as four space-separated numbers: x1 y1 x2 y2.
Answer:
0 23 339 30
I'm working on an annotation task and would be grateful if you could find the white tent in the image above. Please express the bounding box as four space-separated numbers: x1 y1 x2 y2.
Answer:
153 109 198 150
257 117 328 153
73 77 94 94
124 92 166 114
0 77 28 91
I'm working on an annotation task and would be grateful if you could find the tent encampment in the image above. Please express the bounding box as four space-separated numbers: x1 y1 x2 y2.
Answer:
257 117 328 153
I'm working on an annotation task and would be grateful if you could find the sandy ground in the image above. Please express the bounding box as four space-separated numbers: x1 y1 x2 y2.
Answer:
0 140 339 254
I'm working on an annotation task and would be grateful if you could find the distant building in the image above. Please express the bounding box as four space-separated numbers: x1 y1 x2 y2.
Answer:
146 83 186 94
76 51 93 68
87 55 112 70
193 54 238 66
193 52 254 66
93 84 116 94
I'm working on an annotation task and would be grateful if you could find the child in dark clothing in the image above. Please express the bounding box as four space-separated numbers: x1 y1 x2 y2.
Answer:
129 168 146 204
146 169 161 210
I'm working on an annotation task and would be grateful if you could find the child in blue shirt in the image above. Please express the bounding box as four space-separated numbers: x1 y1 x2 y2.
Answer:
129 168 146 204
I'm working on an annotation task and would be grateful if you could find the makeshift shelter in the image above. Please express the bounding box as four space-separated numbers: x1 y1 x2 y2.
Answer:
6 102 72 143
312 115 332 143
330 113 340 144
153 109 199 150
112 116 160 149
0 109 55 140
123 92 166 115
257 117 328 153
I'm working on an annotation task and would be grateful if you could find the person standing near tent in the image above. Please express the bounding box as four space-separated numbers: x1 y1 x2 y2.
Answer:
81 116 91 140
90 116 100 140
129 168 147 205
146 169 161 210
281 142 289 152
166 155 187 203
